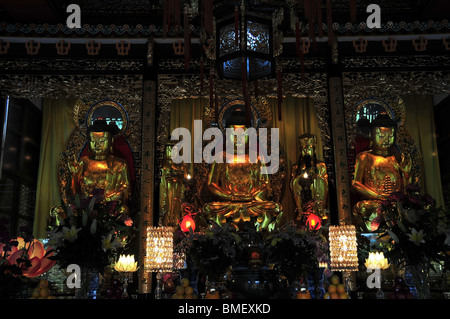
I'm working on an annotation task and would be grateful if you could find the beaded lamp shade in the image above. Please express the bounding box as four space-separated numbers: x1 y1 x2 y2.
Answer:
329 224 358 272
145 226 174 272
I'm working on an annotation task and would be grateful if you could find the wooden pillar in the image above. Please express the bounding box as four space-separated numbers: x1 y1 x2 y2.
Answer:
138 39 157 295
327 40 357 292
326 41 352 225
0 97 7 180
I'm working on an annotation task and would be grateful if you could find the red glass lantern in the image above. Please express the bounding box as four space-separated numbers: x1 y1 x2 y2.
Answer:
306 213 322 230
180 215 196 232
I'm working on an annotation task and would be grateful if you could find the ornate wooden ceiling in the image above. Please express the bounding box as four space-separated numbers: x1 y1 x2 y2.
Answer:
0 0 448 28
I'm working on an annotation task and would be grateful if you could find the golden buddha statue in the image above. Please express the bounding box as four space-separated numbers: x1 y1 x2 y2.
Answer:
290 134 329 221
352 113 412 231
67 119 131 214
160 143 188 227
203 110 282 231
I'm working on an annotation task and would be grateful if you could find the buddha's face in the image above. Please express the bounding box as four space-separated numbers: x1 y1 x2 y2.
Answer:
227 125 249 149
89 131 112 157
372 127 395 149
299 137 315 157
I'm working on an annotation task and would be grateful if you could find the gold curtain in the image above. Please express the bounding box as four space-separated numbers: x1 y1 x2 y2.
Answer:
33 99 76 238
169 98 208 176
403 95 445 209
268 96 324 222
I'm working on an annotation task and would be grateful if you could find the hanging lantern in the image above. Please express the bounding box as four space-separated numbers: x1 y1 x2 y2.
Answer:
216 3 274 81
180 214 196 232
306 213 322 230
329 224 358 272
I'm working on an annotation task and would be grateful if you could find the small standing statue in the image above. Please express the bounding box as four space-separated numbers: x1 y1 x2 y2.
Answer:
290 134 329 222
66 119 131 214
160 143 188 227
352 113 412 232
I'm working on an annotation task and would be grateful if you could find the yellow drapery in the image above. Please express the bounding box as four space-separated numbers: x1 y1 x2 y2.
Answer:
33 99 76 238
403 95 445 209
167 96 324 223
169 98 207 176
268 96 324 222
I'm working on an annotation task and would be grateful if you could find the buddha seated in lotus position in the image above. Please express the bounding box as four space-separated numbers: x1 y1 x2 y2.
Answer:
202 111 282 231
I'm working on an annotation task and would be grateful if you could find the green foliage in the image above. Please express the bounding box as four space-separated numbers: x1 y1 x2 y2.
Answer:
48 195 135 273
264 221 329 281
183 222 242 281
375 184 450 270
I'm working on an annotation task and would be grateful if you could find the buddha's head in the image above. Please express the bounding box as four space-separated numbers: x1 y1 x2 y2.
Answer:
87 119 120 158
370 113 397 150
226 109 250 149
298 134 317 158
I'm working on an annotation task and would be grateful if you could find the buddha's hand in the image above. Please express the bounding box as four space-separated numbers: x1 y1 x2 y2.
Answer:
377 191 390 201
230 194 252 201
399 152 412 172
67 158 81 174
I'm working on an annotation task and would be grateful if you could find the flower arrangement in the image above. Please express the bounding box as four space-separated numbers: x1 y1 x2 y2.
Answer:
264 221 329 281
0 221 55 298
374 183 450 270
180 222 242 281
48 193 135 274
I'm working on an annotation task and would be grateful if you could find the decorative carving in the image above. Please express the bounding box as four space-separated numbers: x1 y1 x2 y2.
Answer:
298 38 311 54
25 40 40 55
0 19 448 39
0 58 143 72
382 37 397 53
341 55 450 69
353 37 368 53
0 40 10 55
56 40 71 55
412 36 427 52
443 37 450 51
172 40 184 55
328 76 352 223
272 7 284 57
116 40 131 56
86 40 101 55
139 79 157 294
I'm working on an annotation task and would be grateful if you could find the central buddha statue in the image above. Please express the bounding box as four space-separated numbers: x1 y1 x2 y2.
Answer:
352 113 412 231
203 110 282 231
67 119 131 215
